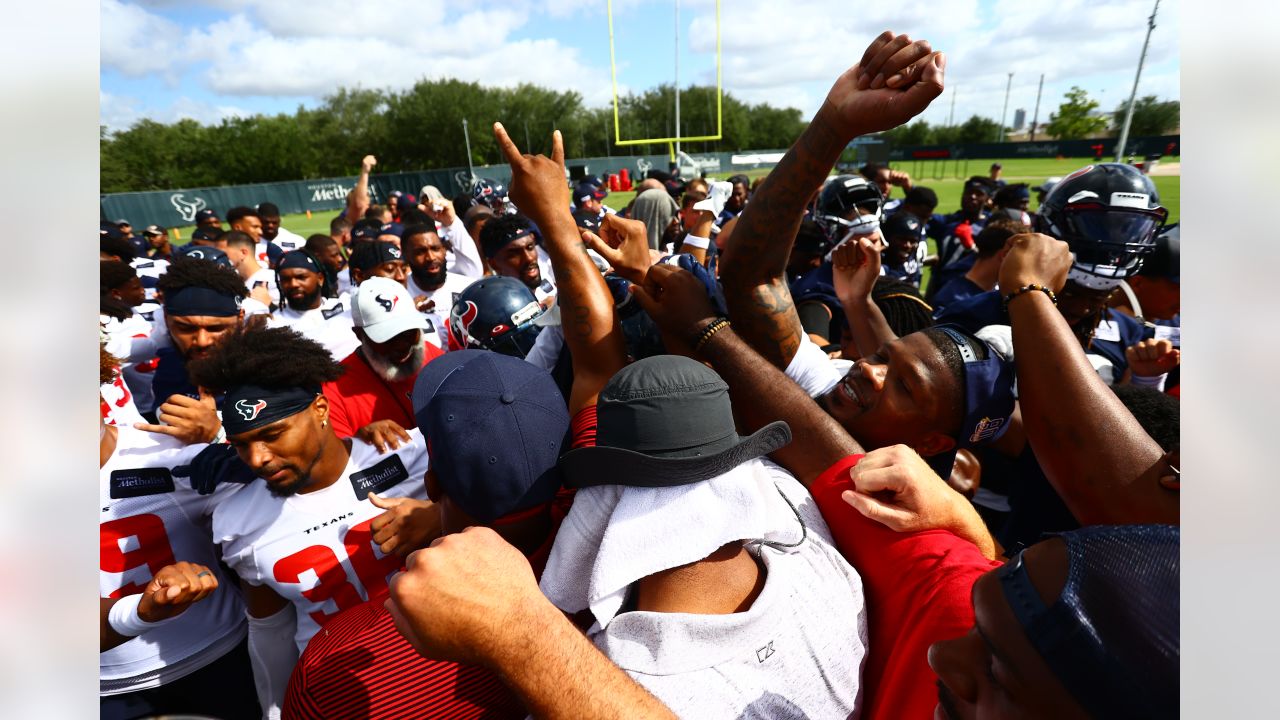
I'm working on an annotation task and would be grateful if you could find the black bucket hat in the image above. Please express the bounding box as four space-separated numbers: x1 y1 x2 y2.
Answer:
560 355 791 489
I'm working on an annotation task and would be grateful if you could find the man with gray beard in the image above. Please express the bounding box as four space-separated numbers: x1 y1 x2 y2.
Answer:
321 277 445 444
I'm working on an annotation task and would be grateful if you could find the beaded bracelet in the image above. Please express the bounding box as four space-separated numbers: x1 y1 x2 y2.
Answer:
694 317 731 352
1002 284 1057 311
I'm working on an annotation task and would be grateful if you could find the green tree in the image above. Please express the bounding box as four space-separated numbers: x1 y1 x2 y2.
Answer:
1112 95 1179 136
1046 86 1110 139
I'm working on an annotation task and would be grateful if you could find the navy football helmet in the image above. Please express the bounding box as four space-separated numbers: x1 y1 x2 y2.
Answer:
472 178 513 215
1036 163 1168 287
449 276 547 357
815 174 885 245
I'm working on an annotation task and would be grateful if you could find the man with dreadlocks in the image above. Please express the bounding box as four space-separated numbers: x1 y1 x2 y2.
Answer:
189 326 435 718
870 277 934 338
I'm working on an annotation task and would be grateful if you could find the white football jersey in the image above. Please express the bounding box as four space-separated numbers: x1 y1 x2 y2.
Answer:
406 272 473 349
245 267 281 307
100 427 247 695
213 430 431 652
268 295 360 361
130 257 169 301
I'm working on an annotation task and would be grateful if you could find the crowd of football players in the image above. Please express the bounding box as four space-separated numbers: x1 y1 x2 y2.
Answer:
99 30 1179 720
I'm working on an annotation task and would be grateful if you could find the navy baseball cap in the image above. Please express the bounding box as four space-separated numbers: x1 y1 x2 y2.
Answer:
411 350 569 523
195 209 220 223
351 219 383 242
881 212 925 240
379 222 405 238
574 183 608 207
189 226 223 243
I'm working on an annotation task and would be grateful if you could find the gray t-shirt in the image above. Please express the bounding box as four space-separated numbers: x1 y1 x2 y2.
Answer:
589 474 868 719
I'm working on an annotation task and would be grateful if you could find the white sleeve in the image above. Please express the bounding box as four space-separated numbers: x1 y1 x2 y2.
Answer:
247 604 298 720
784 333 844 398
442 216 484 279
523 324 563 371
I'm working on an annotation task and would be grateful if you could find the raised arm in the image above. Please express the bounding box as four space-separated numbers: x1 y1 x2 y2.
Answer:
633 263 863 485
346 154 376 222
1001 233 1177 525
831 235 898 357
719 31 945 368
494 124 627 413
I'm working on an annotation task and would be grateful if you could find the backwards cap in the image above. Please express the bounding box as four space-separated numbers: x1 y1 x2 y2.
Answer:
998 524 1179 719
934 324 1017 447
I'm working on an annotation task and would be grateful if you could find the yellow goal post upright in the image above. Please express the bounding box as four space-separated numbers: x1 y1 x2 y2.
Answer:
606 0 722 162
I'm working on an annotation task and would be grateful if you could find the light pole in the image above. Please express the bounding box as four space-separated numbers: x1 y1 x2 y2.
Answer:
462 118 474 185
1115 0 1161 162
674 0 681 158
998 72 1013 143
947 85 956 127
1030 74 1044 142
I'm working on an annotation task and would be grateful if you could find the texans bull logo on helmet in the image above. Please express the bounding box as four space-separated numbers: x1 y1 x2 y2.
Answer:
457 300 479 335
235 399 267 421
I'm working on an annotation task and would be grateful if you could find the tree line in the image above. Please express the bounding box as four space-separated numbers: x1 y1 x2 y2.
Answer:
100 81 806 193
878 87 1180 148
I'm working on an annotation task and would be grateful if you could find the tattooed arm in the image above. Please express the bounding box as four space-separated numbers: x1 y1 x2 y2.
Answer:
719 31 946 368
494 123 627 414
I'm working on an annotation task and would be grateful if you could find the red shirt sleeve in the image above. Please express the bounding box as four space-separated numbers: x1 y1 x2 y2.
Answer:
810 455 1002 720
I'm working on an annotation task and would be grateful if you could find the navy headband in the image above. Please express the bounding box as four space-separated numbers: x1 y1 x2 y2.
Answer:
164 286 241 317
934 325 1017 447
223 384 321 436
277 250 322 273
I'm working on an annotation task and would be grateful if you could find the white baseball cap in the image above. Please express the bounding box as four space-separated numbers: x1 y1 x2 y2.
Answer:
351 277 427 343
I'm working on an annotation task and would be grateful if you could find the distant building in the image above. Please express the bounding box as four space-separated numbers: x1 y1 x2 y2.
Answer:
1013 109 1026 131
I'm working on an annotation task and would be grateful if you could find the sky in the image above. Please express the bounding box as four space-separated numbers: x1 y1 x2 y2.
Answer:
100 0 1180 138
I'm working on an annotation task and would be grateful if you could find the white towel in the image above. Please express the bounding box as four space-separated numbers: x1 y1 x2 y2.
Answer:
539 458 804 631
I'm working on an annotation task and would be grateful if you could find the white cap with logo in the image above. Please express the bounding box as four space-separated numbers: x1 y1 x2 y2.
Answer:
351 276 428 343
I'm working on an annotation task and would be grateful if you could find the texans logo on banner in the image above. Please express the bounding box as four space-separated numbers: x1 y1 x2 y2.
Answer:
170 194 208 223
375 294 397 313
236 399 267 421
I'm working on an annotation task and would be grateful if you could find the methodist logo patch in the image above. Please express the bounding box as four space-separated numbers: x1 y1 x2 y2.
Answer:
110 467 176 498
349 455 409 499
236 399 267 421
322 303 345 320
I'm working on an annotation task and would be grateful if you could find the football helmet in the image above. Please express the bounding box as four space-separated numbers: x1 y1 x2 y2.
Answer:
815 174 885 245
472 178 514 215
449 276 546 358
1036 163 1168 288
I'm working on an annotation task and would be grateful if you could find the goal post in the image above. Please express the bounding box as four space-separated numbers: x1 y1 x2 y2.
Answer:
606 0 722 158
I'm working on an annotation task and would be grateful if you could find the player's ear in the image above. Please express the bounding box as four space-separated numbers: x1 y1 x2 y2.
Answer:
912 431 956 457
311 395 329 427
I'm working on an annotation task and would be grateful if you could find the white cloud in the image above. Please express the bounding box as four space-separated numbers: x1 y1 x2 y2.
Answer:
101 0 187 76
100 90 250 132
102 0 1178 134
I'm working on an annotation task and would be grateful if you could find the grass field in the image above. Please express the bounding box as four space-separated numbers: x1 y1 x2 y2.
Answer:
169 156 1179 286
